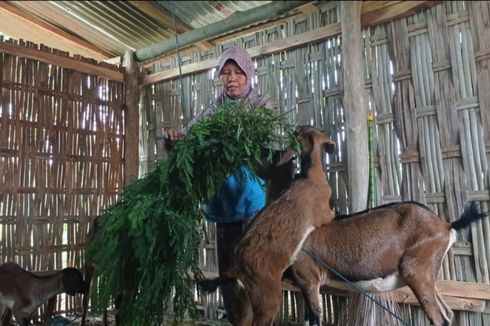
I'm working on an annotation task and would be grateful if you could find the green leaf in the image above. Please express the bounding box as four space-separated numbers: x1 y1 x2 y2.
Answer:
86 101 297 325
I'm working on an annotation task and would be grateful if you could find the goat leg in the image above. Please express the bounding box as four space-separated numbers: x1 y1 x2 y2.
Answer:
43 296 57 325
1 308 12 326
404 278 449 326
436 291 453 323
81 263 95 326
234 285 254 326
249 280 283 326
13 311 30 326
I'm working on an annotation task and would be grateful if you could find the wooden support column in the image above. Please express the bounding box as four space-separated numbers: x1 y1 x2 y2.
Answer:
341 1 369 213
123 50 140 185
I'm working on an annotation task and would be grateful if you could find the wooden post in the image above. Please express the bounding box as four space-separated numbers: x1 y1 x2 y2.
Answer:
123 50 140 185
341 1 369 213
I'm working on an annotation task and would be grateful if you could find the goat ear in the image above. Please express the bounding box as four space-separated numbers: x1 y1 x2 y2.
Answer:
323 140 335 154
276 148 296 166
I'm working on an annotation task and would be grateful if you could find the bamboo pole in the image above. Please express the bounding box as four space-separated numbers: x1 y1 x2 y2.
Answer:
368 112 377 208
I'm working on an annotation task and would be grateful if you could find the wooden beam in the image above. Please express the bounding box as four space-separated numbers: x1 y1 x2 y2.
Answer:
141 1 440 85
202 270 490 313
362 1 405 13
393 285 486 313
297 3 319 14
0 2 114 61
361 0 442 27
128 1 214 51
210 12 305 46
135 1 311 61
141 1 321 67
140 22 341 86
437 280 490 300
140 9 311 70
0 41 124 82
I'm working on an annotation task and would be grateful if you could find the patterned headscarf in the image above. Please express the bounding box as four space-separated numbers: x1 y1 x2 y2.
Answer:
186 46 273 129
214 46 272 109
218 46 255 94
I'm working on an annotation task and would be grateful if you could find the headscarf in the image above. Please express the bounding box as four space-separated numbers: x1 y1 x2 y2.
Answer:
186 46 273 129
215 46 272 109
218 46 255 95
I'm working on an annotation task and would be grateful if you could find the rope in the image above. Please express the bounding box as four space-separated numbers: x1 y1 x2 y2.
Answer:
170 1 185 127
300 247 412 326
367 112 376 207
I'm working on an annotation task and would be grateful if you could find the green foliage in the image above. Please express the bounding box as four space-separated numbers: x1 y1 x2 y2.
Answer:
87 101 297 325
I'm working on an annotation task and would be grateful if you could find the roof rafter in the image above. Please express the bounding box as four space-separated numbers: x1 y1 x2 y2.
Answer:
135 1 311 62
0 1 114 61
128 1 215 51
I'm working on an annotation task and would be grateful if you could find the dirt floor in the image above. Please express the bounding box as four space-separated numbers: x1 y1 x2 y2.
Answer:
45 312 232 326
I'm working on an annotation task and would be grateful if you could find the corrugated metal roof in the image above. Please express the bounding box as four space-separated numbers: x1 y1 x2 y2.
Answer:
2 0 275 61
156 1 272 29
0 1 436 63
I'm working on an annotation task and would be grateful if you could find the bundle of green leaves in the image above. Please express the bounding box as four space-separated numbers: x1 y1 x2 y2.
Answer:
87 101 298 325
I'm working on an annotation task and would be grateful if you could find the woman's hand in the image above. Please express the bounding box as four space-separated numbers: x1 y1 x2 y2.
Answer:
165 129 185 141
164 129 186 151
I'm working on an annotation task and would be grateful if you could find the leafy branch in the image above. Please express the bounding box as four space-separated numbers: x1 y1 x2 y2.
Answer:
87 101 297 325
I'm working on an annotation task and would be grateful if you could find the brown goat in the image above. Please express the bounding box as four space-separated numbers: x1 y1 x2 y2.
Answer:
0 262 87 326
288 201 487 326
200 125 336 325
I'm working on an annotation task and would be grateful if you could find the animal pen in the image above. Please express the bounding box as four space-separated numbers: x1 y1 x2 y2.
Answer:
0 1 489 325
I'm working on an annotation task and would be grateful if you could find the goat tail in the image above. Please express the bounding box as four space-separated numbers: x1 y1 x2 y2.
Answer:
197 276 236 293
451 202 488 231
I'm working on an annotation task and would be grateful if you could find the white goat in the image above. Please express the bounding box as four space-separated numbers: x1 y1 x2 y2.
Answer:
200 125 336 325
287 201 487 326
0 262 87 326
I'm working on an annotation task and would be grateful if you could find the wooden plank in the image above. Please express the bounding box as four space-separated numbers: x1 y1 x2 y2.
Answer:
203 269 490 311
437 280 490 300
362 1 405 13
135 1 310 61
141 2 441 86
140 22 342 86
0 41 124 82
326 282 489 313
141 1 436 69
393 287 485 313
362 1 442 27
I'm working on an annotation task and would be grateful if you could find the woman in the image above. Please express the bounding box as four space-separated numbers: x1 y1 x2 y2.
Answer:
165 46 273 324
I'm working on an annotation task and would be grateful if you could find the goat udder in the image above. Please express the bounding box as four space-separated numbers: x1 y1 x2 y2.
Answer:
327 272 405 293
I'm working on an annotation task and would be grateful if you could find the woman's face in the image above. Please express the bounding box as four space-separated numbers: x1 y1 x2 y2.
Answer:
219 61 248 98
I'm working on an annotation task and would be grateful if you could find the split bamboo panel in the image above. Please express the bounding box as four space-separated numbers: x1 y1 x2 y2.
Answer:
0 39 125 319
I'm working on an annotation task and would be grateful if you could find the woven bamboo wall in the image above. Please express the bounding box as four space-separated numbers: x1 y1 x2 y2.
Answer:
140 1 490 325
0 39 125 318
